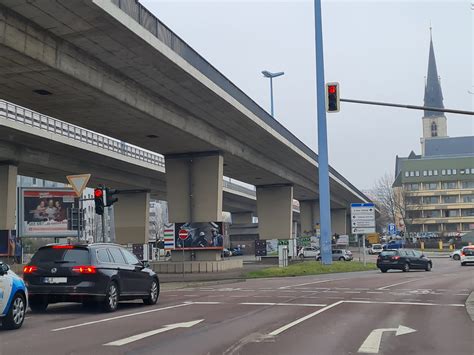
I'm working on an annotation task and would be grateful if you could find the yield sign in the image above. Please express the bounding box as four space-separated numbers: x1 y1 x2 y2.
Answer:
66 174 91 197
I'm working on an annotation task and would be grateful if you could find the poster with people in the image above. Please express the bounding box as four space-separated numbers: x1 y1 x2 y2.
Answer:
20 188 79 237
174 222 225 249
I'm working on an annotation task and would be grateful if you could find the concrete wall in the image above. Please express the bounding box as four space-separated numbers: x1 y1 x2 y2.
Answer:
331 208 347 235
256 185 293 239
0 164 17 230
300 200 319 234
232 212 254 224
166 154 223 222
114 192 150 244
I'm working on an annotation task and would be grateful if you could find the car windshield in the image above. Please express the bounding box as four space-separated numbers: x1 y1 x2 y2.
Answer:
31 248 90 265
373 245 382 249
380 250 397 256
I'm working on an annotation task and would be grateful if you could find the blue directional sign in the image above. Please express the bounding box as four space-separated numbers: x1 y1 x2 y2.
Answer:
388 223 396 235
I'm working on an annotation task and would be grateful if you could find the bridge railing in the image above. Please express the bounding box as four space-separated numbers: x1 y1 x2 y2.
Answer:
223 180 256 197
0 100 165 168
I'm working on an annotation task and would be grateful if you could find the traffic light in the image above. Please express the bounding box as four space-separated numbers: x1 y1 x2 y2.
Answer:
105 188 119 207
94 187 105 215
326 82 340 113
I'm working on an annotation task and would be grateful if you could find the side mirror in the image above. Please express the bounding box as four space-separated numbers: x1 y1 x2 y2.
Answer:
141 261 150 269
0 262 9 276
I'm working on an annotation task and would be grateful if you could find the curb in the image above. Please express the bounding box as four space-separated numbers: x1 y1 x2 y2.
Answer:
466 291 474 322
161 279 246 290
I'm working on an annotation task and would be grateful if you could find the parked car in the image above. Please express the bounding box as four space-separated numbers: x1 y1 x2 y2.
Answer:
450 249 462 261
316 249 353 261
0 262 27 329
377 249 432 273
22 243 159 312
383 240 404 250
230 248 243 256
460 246 474 266
368 244 383 255
298 246 319 259
222 248 232 257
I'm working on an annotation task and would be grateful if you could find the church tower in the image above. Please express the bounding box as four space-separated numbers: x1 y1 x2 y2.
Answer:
420 29 447 155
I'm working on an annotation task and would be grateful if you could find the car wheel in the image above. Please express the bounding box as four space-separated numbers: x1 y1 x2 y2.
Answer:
103 281 119 312
29 295 48 312
143 278 160 305
461 262 466 266
339 257 345 261
316 256 321 261
402 263 410 272
453 254 460 261
299 254 304 260
2 293 26 330
425 263 432 272
380 268 388 273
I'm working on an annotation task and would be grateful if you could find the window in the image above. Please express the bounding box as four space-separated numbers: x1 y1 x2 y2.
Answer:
443 196 458 203
409 171 415 177
461 209 474 217
31 248 90 265
406 196 421 204
424 210 440 218
471 168 474 174
423 196 439 204
32 178 37 185
122 249 140 265
462 181 474 189
426 224 439 232
405 171 409 177
445 224 459 232
428 170 433 176
425 182 438 190
466 169 471 175
96 249 112 263
423 171 427 177
434 170 438 176
453 169 457 175
444 210 459 217
431 121 437 137
460 169 465 175
463 195 474 203
442 181 458 189
407 211 422 219
447 169 452 175
461 223 474 231
442 169 446 175
415 171 420 177
108 248 126 264
405 183 419 191
413 250 422 257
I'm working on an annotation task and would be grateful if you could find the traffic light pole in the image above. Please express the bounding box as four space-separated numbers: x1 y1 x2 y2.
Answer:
340 98 474 116
314 0 332 265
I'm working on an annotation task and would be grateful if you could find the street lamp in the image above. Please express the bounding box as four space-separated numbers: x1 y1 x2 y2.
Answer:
262 70 284 116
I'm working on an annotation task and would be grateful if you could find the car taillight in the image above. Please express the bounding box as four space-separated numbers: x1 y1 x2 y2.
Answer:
377 256 381 260
23 266 38 274
72 266 97 274
461 252 465 257
391 256 400 260
52 245 74 249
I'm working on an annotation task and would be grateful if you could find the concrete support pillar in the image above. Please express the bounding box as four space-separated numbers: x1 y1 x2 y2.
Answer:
299 200 320 235
331 208 348 235
0 164 17 230
232 212 253 224
114 192 150 244
256 185 293 240
165 152 223 223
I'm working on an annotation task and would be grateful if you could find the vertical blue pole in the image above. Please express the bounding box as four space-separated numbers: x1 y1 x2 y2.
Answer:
314 0 332 265
270 77 274 116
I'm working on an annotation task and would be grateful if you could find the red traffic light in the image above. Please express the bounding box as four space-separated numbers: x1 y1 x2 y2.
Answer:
94 188 103 198
328 85 337 94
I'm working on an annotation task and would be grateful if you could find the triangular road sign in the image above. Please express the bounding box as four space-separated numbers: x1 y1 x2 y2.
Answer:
67 174 91 197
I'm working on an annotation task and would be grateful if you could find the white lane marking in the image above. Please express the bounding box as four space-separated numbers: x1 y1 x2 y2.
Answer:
104 319 204 346
352 297 371 300
52 303 191 332
268 301 344 336
455 294 470 296
344 300 465 307
377 279 420 290
278 278 350 289
344 291 361 294
367 291 383 294
358 325 417 353
184 301 221 305
241 303 326 307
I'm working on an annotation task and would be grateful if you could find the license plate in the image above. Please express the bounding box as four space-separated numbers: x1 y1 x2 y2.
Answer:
381 260 390 263
43 277 67 284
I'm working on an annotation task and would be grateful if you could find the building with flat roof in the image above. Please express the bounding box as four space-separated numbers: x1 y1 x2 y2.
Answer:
393 32 474 237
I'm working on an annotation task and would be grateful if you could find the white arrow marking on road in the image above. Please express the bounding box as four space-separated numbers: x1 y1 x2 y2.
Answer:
104 319 204 346
358 325 416 353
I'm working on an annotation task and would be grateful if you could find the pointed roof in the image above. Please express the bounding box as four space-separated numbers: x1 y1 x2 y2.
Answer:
423 30 444 117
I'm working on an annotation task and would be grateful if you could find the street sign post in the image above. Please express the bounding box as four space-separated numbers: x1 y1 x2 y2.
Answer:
178 229 189 278
351 203 376 266
388 223 396 235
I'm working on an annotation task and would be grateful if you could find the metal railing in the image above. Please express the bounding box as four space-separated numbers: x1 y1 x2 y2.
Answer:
0 100 165 167
223 180 256 197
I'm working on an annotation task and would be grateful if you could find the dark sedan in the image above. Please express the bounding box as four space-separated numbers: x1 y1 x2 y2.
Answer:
23 243 159 312
377 249 432 273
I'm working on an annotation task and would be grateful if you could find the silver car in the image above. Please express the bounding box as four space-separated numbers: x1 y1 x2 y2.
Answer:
316 249 353 261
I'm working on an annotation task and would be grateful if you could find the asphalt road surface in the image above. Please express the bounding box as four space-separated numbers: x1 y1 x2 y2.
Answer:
1 259 472 355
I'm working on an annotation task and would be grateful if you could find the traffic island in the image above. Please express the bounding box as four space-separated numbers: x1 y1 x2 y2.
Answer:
151 259 243 273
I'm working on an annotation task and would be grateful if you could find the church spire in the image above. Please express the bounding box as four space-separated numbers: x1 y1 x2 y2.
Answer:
423 29 444 117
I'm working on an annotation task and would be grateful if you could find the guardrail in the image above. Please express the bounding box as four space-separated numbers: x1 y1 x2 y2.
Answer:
0 100 165 167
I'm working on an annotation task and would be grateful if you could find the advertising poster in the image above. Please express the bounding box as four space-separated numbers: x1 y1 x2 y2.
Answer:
20 188 79 237
174 222 225 250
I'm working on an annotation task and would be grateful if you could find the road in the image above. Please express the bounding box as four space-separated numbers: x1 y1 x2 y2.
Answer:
0 259 472 355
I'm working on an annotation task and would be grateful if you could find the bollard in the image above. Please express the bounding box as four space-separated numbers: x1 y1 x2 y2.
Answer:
438 240 443 250
420 241 425 251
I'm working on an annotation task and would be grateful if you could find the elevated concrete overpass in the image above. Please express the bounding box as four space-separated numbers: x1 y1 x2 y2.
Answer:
0 0 368 242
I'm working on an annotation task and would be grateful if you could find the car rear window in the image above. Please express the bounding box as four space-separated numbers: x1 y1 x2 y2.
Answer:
463 248 474 256
31 247 90 265
380 251 397 256
373 245 382 249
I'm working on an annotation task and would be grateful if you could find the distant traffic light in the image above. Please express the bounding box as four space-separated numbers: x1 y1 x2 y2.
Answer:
326 82 340 113
94 187 105 215
105 188 119 207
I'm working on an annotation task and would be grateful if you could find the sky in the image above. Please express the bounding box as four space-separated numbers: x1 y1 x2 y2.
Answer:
141 0 473 190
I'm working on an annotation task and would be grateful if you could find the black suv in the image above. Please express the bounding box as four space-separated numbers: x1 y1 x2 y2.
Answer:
377 249 432 273
23 243 159 312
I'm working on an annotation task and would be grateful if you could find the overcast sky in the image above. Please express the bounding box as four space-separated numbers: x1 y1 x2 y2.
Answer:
141 0 473 190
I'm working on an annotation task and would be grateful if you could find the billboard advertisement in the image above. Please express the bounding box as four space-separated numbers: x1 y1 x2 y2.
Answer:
19 188 79 238
174 222 225 250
